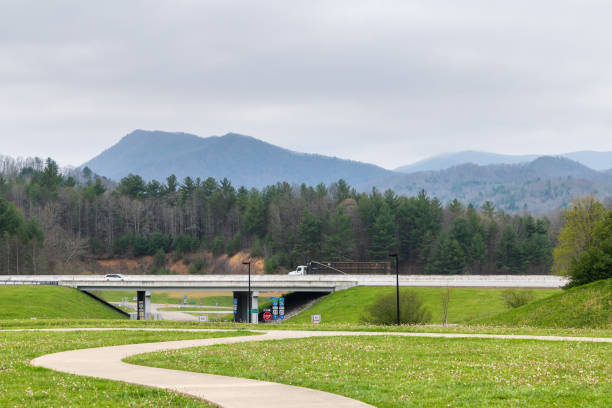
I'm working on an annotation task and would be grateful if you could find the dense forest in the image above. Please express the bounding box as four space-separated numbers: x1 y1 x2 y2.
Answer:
0 156 559 275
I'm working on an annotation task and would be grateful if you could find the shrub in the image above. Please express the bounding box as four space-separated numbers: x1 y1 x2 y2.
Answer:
149 268 177 275
251 238 264 258
153 249 167 269
171 249 183 263
362 290 432 325
149 232 172 253
264 256 279 274
90 237 105 255
227 233 242 256
566 237 612 288
501 289 535 308
133 235 151 257
172 234 199 254
113 232 135 256
188 259 207 274
211 236 225 256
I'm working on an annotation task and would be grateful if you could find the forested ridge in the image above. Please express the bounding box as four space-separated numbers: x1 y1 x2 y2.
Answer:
1 156 558 275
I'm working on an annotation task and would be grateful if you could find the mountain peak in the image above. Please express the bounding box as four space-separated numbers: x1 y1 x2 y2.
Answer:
82 129 393 188
396 150 612 173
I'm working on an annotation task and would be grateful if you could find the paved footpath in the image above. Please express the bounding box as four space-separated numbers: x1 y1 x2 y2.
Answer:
28 329 611 408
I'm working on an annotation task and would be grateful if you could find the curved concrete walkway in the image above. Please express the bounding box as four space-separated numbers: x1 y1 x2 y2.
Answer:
30 329 612 408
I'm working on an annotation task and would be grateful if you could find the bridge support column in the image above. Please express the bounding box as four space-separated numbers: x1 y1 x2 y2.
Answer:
137 290 151 320
250 291 259 324
233 291 259 323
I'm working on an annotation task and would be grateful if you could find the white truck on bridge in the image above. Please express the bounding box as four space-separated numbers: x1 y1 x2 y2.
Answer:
288 265 308 275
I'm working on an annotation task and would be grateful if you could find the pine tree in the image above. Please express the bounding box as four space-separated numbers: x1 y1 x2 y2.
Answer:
324 208 355 261
296 209 322 262
368 204 397 260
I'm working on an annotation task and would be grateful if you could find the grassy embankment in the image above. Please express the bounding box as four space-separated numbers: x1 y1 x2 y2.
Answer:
0 329 252 407
479 278 612 329
129 335 612 407
0 286 126 319
288 286 560 325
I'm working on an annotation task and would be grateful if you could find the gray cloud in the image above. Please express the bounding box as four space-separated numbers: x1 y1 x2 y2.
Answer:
1 0 612 169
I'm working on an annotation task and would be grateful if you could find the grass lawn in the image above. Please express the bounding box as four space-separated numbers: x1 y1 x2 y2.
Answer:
2 318 611 338
0 286 125 319
288 286 560 325
0 329 251 407
129 335 612 407
479 279 612 329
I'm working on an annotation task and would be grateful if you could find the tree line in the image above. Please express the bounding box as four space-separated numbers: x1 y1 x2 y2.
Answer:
0 156 556 275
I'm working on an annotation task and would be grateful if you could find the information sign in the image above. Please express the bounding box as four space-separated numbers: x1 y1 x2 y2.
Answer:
233 298 238 315
279 297 285 319
199 315 209 322
311 314 321 324
183 295 187 306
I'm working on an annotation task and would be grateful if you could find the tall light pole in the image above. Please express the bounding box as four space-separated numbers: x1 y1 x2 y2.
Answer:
242 261 251 323
389 253 399 325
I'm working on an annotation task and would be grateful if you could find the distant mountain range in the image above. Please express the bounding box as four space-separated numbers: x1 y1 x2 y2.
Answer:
395 150 612 173
81 130 612 213
82 130 394 188
370 156 612 213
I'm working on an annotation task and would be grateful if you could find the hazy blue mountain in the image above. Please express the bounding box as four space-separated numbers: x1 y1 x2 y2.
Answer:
395 150 612 173
82 130 395 188
395 151 539 173
368 156 612 214
562 151 612 171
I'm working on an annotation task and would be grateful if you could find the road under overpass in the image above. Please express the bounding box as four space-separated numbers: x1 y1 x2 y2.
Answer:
1 274 569 322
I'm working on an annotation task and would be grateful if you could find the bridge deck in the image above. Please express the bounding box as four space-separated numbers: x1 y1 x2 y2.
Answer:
0 274 568 292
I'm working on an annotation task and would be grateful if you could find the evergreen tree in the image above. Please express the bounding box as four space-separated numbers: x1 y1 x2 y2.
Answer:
368 204 397 260
243 189 266 237
427 232 465 274
496 225 524 273
296 208 322 262
323 208 355 261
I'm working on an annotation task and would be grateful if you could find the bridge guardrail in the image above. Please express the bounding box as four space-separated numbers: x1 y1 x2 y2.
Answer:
0 280 59 286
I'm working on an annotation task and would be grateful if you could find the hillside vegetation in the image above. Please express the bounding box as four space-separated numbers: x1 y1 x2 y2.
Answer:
479 279 612 328
370 156 612 213
0 286 126 320
288 286 560 325
0 156 557 276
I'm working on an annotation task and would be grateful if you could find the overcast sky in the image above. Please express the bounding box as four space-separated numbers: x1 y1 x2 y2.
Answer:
1 1 612 169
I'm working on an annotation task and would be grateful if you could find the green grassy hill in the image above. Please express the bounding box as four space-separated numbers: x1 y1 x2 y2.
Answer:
0 286 126 320
478 279 612 328
288 286 559 325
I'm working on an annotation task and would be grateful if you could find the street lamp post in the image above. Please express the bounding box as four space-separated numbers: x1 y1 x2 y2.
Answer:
389 253 399 325
242 261 251 323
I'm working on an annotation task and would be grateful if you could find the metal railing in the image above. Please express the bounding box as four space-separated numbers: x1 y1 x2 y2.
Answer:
0 280 58 286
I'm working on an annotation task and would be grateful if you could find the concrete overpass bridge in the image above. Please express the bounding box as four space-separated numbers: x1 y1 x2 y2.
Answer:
1 274 568 322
